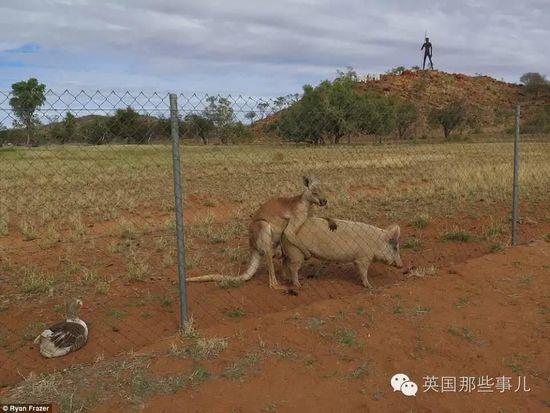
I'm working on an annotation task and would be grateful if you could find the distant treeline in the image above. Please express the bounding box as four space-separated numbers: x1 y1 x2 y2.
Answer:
1 73 549 147
0 95 254 146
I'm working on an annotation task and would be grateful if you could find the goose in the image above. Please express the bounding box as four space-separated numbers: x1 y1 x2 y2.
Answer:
34 298 88 358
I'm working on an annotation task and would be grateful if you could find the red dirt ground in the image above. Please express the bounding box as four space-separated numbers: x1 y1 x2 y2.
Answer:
89 239 550 412
1 201 548 389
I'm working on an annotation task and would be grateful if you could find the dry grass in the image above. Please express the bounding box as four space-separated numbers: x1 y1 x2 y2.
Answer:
407 265 437 278
170 336 229 360
20 218 38 241
18 266 57 294
1 142 547 249
411 213 430 229
4 352 210 411
442 228 473 242
0 204 8 236
0 140 548 408
126 251 150 282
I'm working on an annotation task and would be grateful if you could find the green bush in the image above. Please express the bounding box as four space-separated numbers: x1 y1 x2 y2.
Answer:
389 66 406 75
394 101 417 139
520 72 549 95
107 107 154 144
428 99 468 139
522 105 550 134
80 117 111 145
182 114 214 144
274 76 396 144
226 122 253 143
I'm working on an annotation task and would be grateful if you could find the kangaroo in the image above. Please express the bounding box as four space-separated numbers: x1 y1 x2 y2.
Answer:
187 176 336 289
281 217 403 289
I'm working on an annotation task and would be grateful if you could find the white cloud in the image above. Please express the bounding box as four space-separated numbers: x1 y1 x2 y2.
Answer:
0 0 548 94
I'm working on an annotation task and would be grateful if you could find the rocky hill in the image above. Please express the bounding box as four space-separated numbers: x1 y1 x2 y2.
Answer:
355 70 549 133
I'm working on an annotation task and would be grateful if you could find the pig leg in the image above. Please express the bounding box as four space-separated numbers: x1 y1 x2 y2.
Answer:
287 255 305 288
355 259 374 289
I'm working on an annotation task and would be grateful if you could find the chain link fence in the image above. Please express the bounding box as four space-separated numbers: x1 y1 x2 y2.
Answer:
0 89 549 387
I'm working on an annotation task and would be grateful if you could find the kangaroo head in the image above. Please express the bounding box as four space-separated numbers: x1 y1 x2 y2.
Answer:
302 175 327 207
379 224 403 268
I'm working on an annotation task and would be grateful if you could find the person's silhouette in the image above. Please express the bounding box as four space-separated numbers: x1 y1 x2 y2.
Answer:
421 37 433 70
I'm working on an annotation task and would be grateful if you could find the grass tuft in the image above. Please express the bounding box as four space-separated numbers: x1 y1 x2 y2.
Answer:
411 213 430 229
18 267 56 294
226 308 245 318
442 228 472 242
126 252 149 282
402 236 422 250
221 353 258 380
407 265 437 278
448 325 477 343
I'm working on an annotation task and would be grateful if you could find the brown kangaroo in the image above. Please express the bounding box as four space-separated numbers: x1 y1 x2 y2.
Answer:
187 176 336 289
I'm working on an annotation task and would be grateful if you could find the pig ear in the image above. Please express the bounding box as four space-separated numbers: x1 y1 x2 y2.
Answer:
385 224 400 243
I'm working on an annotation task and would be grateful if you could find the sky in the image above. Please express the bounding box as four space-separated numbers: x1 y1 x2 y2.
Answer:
0 0 549 97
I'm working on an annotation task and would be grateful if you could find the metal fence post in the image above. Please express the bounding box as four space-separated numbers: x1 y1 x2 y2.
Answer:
511 104 520 246
169 93 189 327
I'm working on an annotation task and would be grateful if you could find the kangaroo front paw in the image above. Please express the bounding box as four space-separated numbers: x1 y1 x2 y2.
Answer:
328 222 337 231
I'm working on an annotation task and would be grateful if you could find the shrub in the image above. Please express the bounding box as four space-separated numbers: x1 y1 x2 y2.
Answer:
520 72 549 95
522 105 550 134
394 101 417 139
275 76 396 144
429 99 468 139
80 117 111 145
226 122 253 143
203 96 235 144
182 114 214 144
108 107 153 144
389 66 406 75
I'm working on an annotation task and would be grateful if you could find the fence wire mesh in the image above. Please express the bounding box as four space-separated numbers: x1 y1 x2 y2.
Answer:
0 90 549 387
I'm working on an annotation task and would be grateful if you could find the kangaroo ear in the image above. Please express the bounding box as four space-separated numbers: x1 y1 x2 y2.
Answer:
385 224 400 243
303 175 311 188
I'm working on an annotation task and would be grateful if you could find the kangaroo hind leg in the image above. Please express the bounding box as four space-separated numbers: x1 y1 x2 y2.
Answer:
252 220 285 290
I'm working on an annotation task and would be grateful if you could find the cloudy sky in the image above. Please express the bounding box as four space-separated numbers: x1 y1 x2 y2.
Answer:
0 0 548 96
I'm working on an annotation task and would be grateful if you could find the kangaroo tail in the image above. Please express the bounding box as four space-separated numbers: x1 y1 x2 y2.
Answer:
187 251 261 283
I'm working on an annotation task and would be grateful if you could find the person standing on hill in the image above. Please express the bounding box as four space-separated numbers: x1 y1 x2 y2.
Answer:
421 37 433 70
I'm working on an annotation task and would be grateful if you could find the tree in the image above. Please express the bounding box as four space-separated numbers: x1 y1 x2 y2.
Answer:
394 102 417 139
522 104 550 134
336 66 358 81
0 122 6 146
62 112 76 143
81 117 110 145
226 122 253 143
108 107 152 144
273 96 287 111
203 96 235 144
245 111 256 125
429 99 468 139
520 72 549 95
275 75 396 144
183 113 214 144
388 66 406 75
9 78 46 146
257 101 270 119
